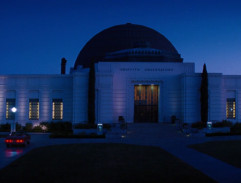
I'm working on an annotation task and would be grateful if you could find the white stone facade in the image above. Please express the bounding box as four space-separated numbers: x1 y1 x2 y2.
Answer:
0 61 241 125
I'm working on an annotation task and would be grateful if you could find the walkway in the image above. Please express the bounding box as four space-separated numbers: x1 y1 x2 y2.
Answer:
122 123 241 183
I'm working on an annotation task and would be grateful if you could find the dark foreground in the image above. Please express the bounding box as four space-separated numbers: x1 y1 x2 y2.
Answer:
189 140 241 169
0 143 215 183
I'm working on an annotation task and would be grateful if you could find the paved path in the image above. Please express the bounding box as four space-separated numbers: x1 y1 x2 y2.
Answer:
123 124 241 183
1 124 241 183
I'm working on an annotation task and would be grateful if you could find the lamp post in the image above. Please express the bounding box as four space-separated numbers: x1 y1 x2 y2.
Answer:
11 107 17 133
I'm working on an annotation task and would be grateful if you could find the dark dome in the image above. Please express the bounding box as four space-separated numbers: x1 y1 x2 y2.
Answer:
74 23 182 68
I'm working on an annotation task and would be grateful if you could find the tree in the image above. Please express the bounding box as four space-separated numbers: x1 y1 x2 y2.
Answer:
88 62 95 124
200 63 208 124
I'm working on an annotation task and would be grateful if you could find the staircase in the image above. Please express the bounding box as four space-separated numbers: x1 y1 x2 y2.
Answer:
106 123 180 139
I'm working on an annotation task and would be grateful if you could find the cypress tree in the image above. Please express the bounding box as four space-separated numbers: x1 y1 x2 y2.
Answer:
88 62 95 124
200 63 208 124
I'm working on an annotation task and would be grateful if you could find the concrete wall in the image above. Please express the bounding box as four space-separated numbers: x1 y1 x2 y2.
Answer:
0 74 73 126
72 67 89 124
96 62 195 123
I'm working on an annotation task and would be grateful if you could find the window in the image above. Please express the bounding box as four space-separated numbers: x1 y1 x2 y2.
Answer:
29 99 39 120
226 98 235 119
52 99 63 120
6 99 16 120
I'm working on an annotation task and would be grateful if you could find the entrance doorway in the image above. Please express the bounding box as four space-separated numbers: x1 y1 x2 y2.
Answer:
134 85 158 123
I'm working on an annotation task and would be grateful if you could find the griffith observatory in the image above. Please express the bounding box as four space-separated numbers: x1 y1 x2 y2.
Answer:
0 23 239 126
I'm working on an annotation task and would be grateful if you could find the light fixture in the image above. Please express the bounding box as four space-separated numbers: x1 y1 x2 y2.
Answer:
11 107 17 113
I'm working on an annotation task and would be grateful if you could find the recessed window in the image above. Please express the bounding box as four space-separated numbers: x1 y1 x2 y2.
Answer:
52 99 63 120
29 99 39 120
6 99 16 120
226 98 235 119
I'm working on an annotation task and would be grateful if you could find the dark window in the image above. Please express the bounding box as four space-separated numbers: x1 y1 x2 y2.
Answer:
6 99 16 120
226 98 235 119
52 99 63 120
29 99 39 120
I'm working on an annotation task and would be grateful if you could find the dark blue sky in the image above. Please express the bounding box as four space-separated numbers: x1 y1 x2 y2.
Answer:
1 0 241 74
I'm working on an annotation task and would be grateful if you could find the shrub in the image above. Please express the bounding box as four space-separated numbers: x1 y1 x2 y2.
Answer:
47 122 73 135
32 126 43 132
16 123 22 131
231 123 241 133
74 123 111 130
0 123 10 132
74 123 97 129
103 124 111 130
191 121 206 129
0 123 22 132
212 120 232 128
40 122 50 131
24 123 33 132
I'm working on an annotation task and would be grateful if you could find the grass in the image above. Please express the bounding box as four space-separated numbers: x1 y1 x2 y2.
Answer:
0 144 215 183
189 140 241 168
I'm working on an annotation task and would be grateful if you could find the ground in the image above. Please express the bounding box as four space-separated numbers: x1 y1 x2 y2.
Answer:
0 143 215 183
189 140 241 169
1 123 241 183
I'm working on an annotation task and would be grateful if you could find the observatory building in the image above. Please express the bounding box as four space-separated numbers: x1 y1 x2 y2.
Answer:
0 23 240 126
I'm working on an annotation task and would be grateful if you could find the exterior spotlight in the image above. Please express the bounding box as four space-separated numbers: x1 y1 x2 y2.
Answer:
11 107 17 113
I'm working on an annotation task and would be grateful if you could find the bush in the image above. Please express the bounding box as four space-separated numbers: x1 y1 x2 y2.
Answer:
191 122 206 129
0 123 22 132
32 126 43 132
48 121 73 134
212 120 232 128
16 123 22 131
74 123 111 130
0 123 10 132
103 124 111 130
231 123 241 133
24 123 33 132
74 123 97 129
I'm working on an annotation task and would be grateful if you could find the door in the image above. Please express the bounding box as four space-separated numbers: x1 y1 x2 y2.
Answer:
134 85 158 123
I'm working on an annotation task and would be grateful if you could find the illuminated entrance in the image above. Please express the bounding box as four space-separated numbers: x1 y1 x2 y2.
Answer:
134 85 158 122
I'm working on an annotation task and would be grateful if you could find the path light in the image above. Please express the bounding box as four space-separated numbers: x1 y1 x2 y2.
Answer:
97 123 103 135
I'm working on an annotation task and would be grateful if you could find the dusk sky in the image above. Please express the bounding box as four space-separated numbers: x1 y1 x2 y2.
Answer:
1 0 241 75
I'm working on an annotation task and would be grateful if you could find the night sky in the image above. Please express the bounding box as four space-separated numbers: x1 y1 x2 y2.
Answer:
1 0 241 75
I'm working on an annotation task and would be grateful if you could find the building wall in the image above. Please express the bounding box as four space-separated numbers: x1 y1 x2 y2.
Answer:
222 75 241 122
2 62 241 126
96 62 195 123
181 74 201 123
0 74 73 125
72 67 89 124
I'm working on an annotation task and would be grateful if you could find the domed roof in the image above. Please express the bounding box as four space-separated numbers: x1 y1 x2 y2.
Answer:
74 23 182 68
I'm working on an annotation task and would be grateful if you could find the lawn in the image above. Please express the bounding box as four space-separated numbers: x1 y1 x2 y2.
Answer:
0 144 215 183
189 140 241 168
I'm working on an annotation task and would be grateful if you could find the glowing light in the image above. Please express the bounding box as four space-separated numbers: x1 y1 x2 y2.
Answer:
29 99 39 120
11 107 17 113
52 99 63 120
41 125 47 131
